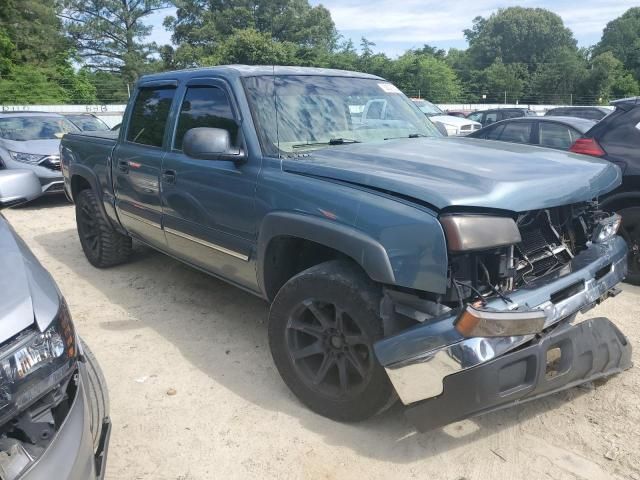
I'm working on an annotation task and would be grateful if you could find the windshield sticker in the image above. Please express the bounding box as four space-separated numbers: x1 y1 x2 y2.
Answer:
378 83 401 94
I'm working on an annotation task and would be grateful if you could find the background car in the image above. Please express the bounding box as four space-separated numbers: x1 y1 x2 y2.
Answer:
412 99 481 135
64 113 111 132
545 106 612 121
0 112 79 194
468 116 595 150
467 107 538 126
568 97 640 283
445 110 468 118
0 169 110 479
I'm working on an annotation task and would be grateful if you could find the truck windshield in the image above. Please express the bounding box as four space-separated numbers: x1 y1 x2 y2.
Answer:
0 116 79 141
243 75 440 155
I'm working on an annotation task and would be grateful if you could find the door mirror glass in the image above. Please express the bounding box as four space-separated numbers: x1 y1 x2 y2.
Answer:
0 169 42 209
183 127 245 161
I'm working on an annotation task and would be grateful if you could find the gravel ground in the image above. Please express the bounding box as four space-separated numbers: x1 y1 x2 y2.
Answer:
4 196 640 480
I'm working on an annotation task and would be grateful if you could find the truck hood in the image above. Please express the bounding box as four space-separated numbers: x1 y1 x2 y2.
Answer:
0 215 60 342
282 137 621 212
0 138 61 156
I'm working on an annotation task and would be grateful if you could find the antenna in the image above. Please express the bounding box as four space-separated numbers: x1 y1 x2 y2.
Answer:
273 64 280 157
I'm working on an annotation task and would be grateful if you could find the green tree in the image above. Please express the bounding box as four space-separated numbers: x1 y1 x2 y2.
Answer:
465 7 577 70
0 28 16 75
595 8 640 79
0 65 69 103
61 0 171 84
390 52 462 102
527 47 588 104
0 0 69 66
209 28 296 65
165 0 337 67
480 60 528 102
582 52 639 103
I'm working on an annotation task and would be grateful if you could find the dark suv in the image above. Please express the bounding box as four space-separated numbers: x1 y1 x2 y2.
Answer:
467 108 537 126
569 97 640 283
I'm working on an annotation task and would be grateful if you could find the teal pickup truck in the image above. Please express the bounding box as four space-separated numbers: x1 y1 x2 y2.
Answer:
61 66 631 431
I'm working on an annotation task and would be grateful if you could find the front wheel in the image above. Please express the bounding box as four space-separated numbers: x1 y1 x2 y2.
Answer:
268 260 396 422
619 206 640 285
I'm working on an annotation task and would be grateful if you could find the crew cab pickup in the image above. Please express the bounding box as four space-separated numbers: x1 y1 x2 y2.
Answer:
61 66 631 431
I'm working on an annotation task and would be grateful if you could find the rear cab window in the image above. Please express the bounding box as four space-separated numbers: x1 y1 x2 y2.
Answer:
126 86 176 147
173 86 239 151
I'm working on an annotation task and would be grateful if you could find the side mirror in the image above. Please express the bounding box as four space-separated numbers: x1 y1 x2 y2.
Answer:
183 127 245 162
0 170 42 209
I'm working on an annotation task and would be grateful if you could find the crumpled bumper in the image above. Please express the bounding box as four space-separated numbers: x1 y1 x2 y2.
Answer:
405 317 632 431
374 236 630 428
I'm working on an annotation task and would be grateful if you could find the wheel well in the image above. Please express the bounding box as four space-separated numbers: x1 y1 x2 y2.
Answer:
263 236 350 301
71 175 92 200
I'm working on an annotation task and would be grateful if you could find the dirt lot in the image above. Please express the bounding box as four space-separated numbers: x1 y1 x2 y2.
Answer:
4 196 640 480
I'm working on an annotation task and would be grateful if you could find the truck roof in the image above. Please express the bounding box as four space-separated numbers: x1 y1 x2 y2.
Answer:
138 65 385 84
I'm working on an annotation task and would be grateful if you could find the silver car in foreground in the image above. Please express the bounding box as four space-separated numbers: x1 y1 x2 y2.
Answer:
0 170 109 479
0 113 79 194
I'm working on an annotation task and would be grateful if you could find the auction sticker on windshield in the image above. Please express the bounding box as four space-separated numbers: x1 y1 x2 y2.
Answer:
378 83 401 94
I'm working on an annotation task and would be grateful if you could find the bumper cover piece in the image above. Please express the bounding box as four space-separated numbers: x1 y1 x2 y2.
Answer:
406 317 632 432
375 236 627 404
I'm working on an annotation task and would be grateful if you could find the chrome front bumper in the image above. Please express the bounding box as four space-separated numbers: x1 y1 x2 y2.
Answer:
374 236 628 405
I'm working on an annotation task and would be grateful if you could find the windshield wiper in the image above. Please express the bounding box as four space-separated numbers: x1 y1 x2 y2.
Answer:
292 138 361 149
384 133 428 140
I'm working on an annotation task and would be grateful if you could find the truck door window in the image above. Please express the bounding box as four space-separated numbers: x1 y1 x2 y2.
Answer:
174 86 238 151
126 86 176 147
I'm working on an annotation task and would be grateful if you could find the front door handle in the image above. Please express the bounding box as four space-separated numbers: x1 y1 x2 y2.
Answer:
162 170 177 184
117 161 129 173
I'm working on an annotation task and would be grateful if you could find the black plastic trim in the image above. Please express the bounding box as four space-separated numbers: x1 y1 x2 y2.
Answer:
405 317 632 432
257 211 396 297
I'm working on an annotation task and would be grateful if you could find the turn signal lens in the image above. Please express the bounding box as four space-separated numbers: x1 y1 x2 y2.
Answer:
455 304 547 337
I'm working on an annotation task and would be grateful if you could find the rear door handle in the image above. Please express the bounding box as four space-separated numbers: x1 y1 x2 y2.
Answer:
162 170 177 184
117 161 129 173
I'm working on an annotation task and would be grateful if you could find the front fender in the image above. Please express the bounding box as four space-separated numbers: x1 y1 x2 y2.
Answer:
257 211 397 292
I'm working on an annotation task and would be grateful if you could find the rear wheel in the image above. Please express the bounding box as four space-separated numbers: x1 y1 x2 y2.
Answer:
75 189 132 268
268 260 395 422
80 339 109 451
619 206 640 285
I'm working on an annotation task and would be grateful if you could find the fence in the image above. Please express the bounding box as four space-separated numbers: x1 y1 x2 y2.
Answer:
0 104 126 129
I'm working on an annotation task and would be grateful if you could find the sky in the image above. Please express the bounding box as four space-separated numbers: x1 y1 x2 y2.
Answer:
146 0 637 57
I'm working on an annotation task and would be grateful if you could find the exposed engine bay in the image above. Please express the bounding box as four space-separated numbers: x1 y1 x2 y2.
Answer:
446 201 612 305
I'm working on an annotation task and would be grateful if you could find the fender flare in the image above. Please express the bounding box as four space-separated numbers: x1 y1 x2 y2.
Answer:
256 211 396 295
67 163 120 231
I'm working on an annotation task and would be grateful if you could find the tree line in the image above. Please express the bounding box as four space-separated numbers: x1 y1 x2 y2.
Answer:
0 1 639 105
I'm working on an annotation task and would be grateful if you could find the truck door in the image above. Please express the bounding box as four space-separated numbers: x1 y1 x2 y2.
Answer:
113 82 177 248
159 78 259 289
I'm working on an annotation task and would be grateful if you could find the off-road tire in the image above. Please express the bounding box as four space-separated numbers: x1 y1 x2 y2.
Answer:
76 189 132 268
269 260 396 422
80 339 110 451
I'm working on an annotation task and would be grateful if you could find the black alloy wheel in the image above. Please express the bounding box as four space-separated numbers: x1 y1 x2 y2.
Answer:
269 260 396 422
286 299 374 398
